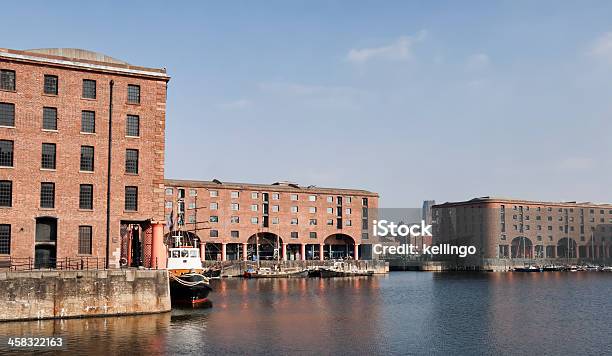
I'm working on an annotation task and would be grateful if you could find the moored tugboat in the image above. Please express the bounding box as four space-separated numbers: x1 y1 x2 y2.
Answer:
166 235 213 307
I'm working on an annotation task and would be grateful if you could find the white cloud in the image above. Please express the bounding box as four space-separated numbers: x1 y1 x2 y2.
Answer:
219 99 251 109
346 31 427 63
466 53 490 70
588 32 612 62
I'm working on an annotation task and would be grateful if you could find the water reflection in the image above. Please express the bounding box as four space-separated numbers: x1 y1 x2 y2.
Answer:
0 273 611 355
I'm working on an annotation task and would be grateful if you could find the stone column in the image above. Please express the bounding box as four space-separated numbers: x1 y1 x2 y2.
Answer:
242 243 247 261
319 244 324 261
282 243 287 261
151 222 166 269
300 243 306 261
221 243 227 261
354 243 360 261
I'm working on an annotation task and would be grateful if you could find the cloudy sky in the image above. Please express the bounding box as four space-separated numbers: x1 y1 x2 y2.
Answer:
5 1 612 207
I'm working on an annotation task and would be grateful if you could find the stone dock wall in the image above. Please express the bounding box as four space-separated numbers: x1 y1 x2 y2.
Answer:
0 269 171 322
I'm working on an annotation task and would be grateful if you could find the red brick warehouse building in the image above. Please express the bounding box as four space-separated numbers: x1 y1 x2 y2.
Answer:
163 179 379 261
0 48 169 268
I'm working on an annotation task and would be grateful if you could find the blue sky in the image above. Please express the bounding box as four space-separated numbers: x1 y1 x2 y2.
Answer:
5 1 612 206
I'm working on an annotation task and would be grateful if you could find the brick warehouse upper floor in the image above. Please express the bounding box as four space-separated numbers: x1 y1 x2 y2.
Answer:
0 48 169 264
163 179 379 246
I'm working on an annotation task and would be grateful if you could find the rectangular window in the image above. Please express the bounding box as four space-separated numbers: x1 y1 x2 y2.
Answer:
210 190 218 197
81 111 95 133
346 197 352 204
40 182 55 208
291 232 298 239
125 149 139 174
125 186 138 211
210 202 218 210
291 194 298 201
78 226 92 254
362 232 369 240
362 198 369 206
0 140 13 167
230 216 240 223
310 232 317 239
0 224 10 254
309 219 317 225
231 203 239 211
210 229 218 238
188 202 195 209
80 146 94 171
0 181 12 207
251 204 258 211
44 75 58 95
309 207 316 213
251 192 258 199
0 102 15 127
327 196 333 203
231 230 239 238
82 79 96 99
231 191 239 198
308 195 316 202
327 219 334 225
42 107 57 130
0 70 15 91
272 217 279 224
165 188 173 195
272 205 279 212
41 143 56 169
291 218 298 225
327 207 334 214
79 184 93 209
209 216 218 223
346 208 352 215
272 193 279 200
291 206 298 213
346 220 352 226
127 84 141 104
126 115 140 136
251 217 259 224
189 189 197 197
165 201 172 209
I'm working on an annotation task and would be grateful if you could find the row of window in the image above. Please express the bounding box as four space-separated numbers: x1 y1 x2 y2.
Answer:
0 180 138 211
0 140 139 174
191 215 356 226
166 187 369 206
0 70 141 103
502 204 612 215
0 103 140 136
200 230 371 240
500 234 612 242
0 224 92 255
167 200 356 215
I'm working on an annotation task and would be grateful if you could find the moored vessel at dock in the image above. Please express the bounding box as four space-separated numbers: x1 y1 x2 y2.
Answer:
243 266 307 278
166 234 213 307
308 262 374 278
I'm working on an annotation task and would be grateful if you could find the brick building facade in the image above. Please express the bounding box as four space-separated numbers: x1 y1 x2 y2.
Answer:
163 179 379 261
0 48 168 268
432 197 612 269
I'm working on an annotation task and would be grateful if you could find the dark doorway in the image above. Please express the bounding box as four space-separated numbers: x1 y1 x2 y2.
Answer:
130 227 142 267
35 217 57 268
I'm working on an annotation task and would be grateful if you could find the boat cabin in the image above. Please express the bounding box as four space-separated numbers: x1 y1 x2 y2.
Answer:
167 247 203 270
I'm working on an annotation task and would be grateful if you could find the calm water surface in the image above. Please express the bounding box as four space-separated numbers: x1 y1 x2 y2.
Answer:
1 272 611 355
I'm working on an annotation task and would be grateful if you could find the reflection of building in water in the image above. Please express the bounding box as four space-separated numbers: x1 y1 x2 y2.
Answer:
433 197 612 269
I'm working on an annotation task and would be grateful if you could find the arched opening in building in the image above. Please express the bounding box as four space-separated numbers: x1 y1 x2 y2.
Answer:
557 237 578 259
510 236 533 259
324 234 356 260
34 217 57 268
119 221 153 268
247 232 282 261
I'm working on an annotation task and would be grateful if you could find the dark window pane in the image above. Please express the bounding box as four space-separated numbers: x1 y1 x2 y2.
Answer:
82 79 96 99
0 140 13 167
0 102 15 127
125 149 138 174
127 85 140 104
0 70 15 91
125 186 138 211
126 115 140 136
41 143 56 169
79 184 93 210
80 146 94 171
44 75 58 95
0 224 10 254
40 182 55 208
0 181 12 207
42 107 57 130
78 226 92 254
81 111 95 133
210 229 218 238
